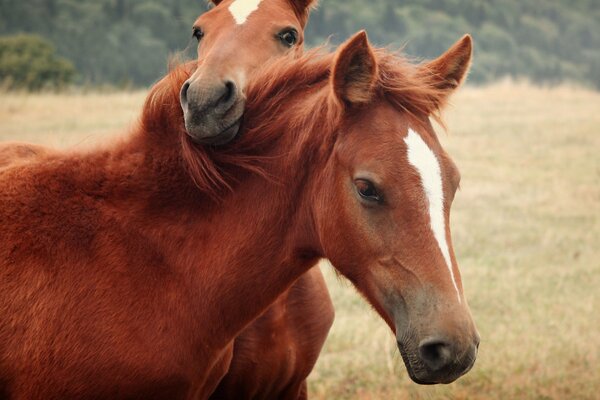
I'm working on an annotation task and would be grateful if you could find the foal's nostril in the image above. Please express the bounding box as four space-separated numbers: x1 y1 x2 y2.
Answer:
180 81 191 106
223 80 235 102
418 338 453 372
215 80 237 112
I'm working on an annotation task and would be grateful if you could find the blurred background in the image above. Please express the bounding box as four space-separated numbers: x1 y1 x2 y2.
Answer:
0 1 599 399
0 0 599 89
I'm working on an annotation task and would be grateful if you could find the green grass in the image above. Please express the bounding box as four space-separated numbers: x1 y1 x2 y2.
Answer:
1 83 598 398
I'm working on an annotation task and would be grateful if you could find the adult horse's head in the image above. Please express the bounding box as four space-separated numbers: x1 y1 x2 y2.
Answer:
311 32 479 384
180 0 315 145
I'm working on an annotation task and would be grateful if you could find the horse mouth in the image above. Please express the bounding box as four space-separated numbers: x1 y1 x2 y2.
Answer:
397 342 436 385
184 112 243 146
184 98 245 146
397 341 476 385
202 118 242 146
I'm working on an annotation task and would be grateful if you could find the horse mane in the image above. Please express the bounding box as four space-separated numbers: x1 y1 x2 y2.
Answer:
235 47 451 173
138 46 451 200
242 45 450 127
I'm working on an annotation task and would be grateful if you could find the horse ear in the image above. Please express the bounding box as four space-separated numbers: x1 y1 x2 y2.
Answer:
331 30 378 107
288 0 318 26
290 0 317 10
420 35 472 104
209 0 223 5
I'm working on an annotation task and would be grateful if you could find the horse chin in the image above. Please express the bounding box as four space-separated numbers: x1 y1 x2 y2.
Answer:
185 118 241 146
397 341 437 385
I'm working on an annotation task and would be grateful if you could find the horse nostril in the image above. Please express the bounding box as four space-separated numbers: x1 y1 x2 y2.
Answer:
418 337 453 372
224 80 235 101
180 81 191 106
216 80 237 111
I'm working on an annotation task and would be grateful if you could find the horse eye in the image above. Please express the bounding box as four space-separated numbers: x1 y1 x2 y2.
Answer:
278 29 298 47
192 27 204 42
355 179 382 203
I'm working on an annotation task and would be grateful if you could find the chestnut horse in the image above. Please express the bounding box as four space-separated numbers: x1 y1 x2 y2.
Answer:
0 32 479 398
0 0 334 398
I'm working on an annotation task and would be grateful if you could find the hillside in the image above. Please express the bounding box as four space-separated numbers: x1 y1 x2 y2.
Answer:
1 0 599 88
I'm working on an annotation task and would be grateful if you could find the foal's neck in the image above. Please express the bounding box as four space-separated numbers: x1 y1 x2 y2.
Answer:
177 88 335 349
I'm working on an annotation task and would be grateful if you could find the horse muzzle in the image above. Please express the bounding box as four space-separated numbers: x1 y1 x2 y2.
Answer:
180 78 245 145
397 332 479 384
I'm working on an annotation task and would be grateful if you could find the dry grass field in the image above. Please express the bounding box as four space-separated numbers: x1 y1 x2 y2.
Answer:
0 83 599 399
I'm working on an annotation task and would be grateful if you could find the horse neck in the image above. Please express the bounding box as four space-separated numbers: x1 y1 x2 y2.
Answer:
192 86 338 347
75 125 193 201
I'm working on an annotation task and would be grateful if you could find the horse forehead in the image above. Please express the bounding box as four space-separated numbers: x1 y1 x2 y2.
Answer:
226 0 262 24
228 0 268 25
225 0 297 25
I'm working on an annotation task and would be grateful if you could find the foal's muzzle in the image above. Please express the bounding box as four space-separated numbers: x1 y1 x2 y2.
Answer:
397 332 479 384
180 78 244 145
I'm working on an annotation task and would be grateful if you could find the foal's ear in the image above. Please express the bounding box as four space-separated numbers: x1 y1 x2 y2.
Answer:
419 34 472 104
331 30 378 107
290 0 318 10
288 0 318 26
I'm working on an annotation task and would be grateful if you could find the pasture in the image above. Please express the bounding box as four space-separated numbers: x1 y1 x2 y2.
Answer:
0 83 598 399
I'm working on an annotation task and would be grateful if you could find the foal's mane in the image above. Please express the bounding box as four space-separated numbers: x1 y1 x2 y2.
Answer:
140 47 449 199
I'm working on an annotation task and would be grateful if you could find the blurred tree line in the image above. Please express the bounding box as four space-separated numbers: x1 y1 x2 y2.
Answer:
0 0 599 89
0 34 75 90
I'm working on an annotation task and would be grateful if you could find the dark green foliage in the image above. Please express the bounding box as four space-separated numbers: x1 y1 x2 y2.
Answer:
0 0 598 88
0 0 202 87
305 0 600 88
0 34 76 90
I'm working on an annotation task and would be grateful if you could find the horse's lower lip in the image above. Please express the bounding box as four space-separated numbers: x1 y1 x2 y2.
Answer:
188 118 241 146
397 341 436 385
213 119 242 145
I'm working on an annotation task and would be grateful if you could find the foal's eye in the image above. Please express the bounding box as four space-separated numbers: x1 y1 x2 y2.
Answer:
278 28 298 47
192 27 204 42
355 179 382 203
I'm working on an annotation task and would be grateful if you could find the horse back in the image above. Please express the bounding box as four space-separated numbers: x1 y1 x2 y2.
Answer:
0 142 55 170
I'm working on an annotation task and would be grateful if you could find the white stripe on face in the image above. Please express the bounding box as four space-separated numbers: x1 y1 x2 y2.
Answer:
404 128 461 303
228 0 264 25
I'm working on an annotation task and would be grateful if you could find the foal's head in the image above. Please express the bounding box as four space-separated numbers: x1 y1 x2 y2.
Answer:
310 32 479 384
180 0 315 145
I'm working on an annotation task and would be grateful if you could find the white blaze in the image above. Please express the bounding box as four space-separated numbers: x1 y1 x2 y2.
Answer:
228 0 264 25
404 128 461 303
